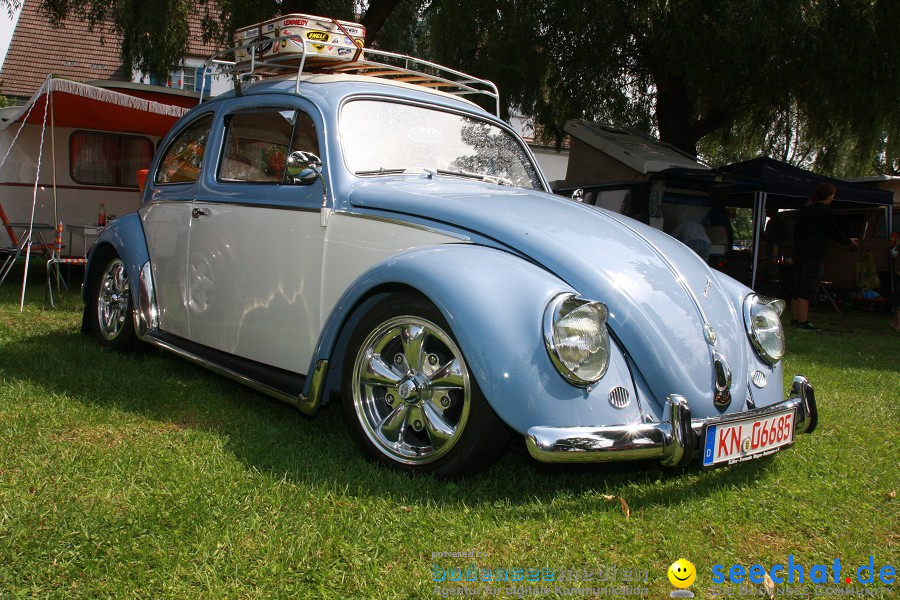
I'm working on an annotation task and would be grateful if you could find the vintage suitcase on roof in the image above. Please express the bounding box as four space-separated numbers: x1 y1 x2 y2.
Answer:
234 14 365 67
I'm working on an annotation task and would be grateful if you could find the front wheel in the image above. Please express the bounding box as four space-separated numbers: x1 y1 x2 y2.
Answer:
342 292 510 478
88 249 137 352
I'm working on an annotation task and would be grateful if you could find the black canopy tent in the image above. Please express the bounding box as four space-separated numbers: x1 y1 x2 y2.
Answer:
717 157 893 288
719 156 893 206
555 156 893 291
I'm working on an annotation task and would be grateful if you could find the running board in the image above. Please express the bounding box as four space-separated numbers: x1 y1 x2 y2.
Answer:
145 330 326 415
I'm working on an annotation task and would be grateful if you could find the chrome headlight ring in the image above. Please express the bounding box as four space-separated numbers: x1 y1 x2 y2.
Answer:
743 294 786 365
543 293 611 387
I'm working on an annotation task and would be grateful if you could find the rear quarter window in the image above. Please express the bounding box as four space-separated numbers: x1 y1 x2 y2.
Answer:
155 113 215 184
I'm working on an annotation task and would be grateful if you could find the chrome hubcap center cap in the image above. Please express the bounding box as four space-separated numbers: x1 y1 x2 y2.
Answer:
397 378 419 402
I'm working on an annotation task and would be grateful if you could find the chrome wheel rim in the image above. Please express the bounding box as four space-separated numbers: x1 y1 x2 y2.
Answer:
352 316 471 465
96 258 130 341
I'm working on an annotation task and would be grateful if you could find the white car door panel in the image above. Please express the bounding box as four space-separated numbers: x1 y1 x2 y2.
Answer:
140 201 193 339
186 203 324 373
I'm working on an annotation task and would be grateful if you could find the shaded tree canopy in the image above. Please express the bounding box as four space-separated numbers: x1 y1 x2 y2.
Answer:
420 0 899 176
9 0 898 176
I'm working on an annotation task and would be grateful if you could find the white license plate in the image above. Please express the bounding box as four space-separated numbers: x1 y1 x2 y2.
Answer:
701 408 796 468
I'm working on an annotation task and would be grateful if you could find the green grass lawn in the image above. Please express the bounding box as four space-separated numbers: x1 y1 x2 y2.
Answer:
0 266 897 599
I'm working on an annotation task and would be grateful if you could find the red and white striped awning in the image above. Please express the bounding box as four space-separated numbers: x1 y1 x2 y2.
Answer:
0 77 188 137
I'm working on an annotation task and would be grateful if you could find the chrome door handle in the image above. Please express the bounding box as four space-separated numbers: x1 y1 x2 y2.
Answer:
192 207 209 218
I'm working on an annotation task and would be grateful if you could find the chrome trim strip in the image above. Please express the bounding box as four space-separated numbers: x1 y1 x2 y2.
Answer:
337 211 472 241
184 199 322 213
134 261 159 341
604 213 715 339
143 333 327 413
525 377 818 464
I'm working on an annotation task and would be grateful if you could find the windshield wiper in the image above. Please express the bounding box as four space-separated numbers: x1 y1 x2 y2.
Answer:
436 169 514 187
354 167 408 176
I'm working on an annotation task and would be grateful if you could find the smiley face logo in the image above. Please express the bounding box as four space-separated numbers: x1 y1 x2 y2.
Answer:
668 558 696 588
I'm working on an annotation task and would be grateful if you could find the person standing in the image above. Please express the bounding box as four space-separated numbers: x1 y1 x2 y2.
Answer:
670 220 711 261
791 183 858 330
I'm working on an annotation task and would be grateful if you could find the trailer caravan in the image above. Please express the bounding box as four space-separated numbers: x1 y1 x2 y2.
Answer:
0 78 190 253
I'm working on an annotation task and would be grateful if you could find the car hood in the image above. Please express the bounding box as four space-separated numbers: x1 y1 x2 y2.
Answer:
348 179 752 418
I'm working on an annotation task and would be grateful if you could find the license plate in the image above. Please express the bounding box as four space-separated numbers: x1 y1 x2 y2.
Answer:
701 408 796 468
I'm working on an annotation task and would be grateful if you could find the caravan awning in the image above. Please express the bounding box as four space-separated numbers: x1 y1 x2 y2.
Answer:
0 78 187 137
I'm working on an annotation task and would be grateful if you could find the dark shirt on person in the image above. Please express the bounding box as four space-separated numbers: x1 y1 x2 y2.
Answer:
792 202 851 259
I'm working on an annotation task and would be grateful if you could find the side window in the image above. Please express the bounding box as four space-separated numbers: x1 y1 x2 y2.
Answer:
155 113 214 184
70 132 153 187
218 109 319 184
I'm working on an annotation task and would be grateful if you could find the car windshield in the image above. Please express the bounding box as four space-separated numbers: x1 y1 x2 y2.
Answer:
340 100 544 190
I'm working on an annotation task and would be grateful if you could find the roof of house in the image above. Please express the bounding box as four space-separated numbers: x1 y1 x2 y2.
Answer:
0 0 219 99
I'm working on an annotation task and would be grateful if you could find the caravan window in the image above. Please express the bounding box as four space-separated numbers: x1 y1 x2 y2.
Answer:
70 132 153 187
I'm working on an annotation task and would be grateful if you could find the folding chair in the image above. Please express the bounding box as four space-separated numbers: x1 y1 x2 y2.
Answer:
0 202 55 287
46 222 88 307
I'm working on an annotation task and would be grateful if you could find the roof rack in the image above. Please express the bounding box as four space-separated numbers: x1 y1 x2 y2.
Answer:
200 34 501 117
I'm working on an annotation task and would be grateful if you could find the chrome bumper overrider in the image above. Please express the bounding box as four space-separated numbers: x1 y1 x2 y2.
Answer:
525 376 817 464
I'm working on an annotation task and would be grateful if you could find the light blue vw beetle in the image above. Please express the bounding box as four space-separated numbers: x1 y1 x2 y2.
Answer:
82 47 817 478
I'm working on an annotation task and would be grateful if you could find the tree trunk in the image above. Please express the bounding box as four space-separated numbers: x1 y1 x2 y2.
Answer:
362 0 402 46
654 75 699 157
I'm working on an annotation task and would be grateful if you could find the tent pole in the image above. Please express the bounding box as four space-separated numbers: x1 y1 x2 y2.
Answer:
888 205 895 298
50 78 60 295
750 191 767 290
21 76 52 311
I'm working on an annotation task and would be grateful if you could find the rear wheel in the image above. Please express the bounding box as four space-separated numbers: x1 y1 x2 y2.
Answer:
342 292 509 478
89 249 137 351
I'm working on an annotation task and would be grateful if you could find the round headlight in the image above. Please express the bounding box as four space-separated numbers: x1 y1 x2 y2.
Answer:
543 294 610 386
744 294 786 364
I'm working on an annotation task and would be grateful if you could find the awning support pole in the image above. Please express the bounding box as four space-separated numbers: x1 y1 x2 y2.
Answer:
750 191 767 290
20 75 52 311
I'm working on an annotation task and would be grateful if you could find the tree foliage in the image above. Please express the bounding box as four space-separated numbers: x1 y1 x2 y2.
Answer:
420 0 899 176
698 0 900 176
7 0 897 176
23 0 419 82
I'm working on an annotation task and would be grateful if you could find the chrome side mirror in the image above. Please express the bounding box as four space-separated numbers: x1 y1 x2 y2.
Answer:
571 188 585 203
285 150 323 186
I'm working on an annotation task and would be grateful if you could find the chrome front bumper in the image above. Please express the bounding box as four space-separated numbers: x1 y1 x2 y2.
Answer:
525 375 818 465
